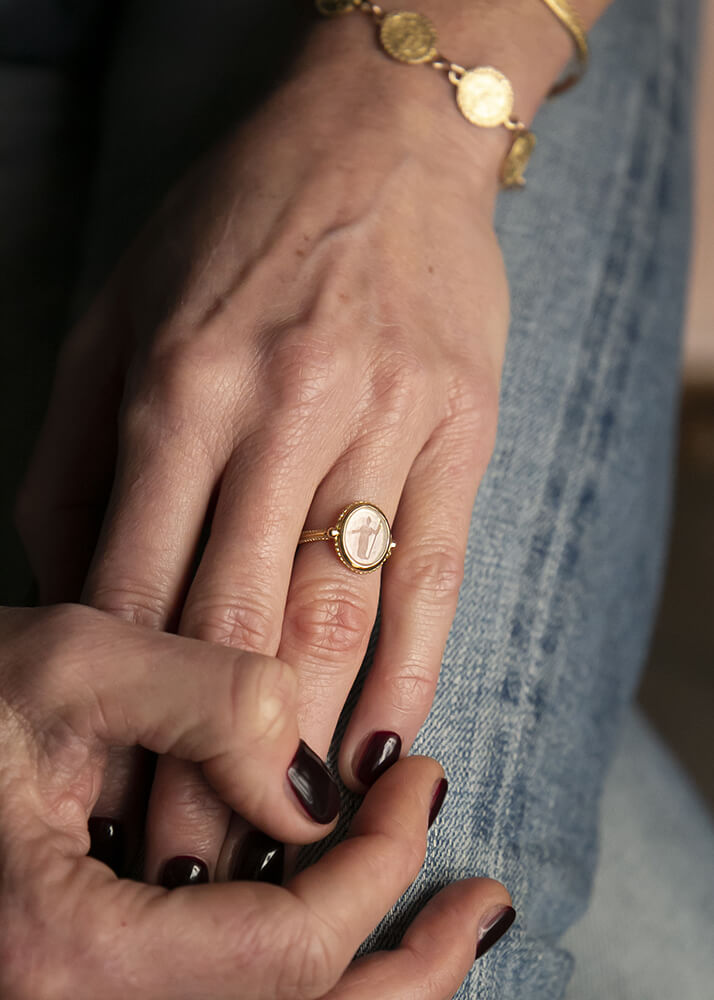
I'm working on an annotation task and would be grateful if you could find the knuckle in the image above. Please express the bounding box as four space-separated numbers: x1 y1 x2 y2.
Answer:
121 337 229 460
141 327 223 397
281 914 341 1000
267 329 343 413
293 928 339 1000
168 775 229 836
370 346 430 420
386 664 438 717
445 369 500 462
234 654 297 746
367 827 424 893
285 583 374 660
186 594 278 652
394 545 465 606
89 581 168 629
228 906 336 1000
29 604 98 677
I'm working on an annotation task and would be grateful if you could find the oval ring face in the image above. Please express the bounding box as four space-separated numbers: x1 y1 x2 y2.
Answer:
336 503 392 572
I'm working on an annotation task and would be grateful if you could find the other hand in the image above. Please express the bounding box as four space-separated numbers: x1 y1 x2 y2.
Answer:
0 604 513 999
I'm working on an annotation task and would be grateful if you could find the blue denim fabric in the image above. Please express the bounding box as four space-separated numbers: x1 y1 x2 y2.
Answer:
0 0 700 996
313 2 700 996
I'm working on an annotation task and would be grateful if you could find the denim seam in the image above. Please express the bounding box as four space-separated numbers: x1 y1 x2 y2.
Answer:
484 7 688 995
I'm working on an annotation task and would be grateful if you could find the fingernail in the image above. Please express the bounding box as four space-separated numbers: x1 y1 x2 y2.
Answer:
355 731 402 788
160 856 209 889
428 778 448 828
287 740 340 824
87 817 125 876
475 905 516 960
232 831 284 885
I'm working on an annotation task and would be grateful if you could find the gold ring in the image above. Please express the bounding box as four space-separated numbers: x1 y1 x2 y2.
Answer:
298 501 396 574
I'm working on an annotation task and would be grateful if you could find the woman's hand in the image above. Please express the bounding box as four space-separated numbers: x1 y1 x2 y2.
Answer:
17 18 508 867
0 604 514 1000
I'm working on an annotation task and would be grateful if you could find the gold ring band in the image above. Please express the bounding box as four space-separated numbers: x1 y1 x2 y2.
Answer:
298 501 396 573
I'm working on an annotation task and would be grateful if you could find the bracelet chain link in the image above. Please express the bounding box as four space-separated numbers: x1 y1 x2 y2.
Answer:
316 0 588 188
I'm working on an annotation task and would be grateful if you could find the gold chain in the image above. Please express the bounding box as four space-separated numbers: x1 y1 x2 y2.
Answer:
315 0 537 188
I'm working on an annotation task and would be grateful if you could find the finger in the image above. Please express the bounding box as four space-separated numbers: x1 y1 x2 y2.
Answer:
324 881 515 1000
214 813 270 882
81 420 219 866
143 754 232 884
36 605 340 844
179 416 342 652
286 755 442 960
83 392 222 631
87 746 153 877
17 292 144 873
215 813 287 885
339 411 495 790
278 431 425 758
146 424 341 884
16 757 490 999
15 289 124 604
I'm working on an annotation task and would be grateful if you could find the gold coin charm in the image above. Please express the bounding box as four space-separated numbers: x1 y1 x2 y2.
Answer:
502 130 537 188
379 11 438 64
315 0 355 15
456 67 515 127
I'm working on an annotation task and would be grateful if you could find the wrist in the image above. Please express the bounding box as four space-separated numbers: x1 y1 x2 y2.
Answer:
294 0 609 188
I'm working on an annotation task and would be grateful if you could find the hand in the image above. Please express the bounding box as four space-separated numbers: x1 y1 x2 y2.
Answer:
0 604 514 1000
17 21 508 870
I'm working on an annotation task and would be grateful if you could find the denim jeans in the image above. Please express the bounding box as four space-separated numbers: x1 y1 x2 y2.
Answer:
0 0 702 996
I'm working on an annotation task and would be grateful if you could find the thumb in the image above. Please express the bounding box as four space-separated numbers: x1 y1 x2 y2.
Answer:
28 605 341 843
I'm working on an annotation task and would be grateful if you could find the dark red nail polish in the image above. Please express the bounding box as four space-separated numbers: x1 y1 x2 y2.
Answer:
88 817 125 876
475 906 516 960
428 778 448 828
355 731 402 788
160 856 209 889
287 740 340 824
232 831 284 885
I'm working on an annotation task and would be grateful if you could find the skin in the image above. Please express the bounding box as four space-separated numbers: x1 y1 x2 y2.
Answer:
0 604 512 999
13 0 612 990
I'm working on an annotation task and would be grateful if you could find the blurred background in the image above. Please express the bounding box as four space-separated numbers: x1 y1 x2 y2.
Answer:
637 0 714 813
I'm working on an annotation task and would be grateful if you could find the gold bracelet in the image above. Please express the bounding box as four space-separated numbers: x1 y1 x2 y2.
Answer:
537 0 589 97
315 0 536 189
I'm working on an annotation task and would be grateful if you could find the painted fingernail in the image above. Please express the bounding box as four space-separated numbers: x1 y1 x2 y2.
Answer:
88 817 125 876
475 905 516 960
428 778 448 827
355 731 402 788
160 856 209 889
287 740 340 824
232 831 284 885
